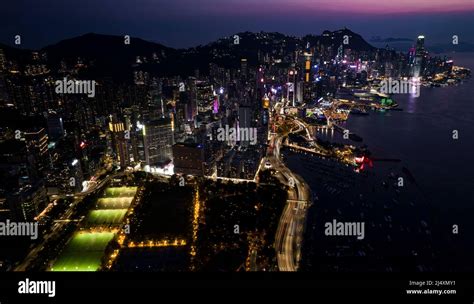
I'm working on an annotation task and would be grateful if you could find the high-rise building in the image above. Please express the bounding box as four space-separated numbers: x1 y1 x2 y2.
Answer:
24 128 49 174
240 58 248 76
0 138 48 221
7 182 48 222
69 158 84 193
108 117 130 168
143 118 174 166
416 35 425 54
0 139 36 185
196 81 214 113
149 79 164 118
46 112 64 140
287 68 297 106
172 142 204 175
179 90 197 122
413 35 425 78
304 49 313 83
212 95 219 114
238 106 252 147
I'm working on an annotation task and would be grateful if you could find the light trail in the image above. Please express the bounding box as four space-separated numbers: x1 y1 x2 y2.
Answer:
190 186 201 270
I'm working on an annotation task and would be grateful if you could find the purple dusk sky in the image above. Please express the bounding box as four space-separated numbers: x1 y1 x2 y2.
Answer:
1 0 474 48
180 0 474 15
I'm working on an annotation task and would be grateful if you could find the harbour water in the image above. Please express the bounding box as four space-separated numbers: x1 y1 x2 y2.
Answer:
287 52 474 272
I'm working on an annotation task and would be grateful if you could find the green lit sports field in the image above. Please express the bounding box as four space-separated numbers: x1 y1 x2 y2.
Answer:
86 209 127 225
96 197 133 209
50 232 114 272
50 186 137 271
104 187 137 198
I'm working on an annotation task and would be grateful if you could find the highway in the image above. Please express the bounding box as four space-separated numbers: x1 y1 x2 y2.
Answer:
269 117 311 271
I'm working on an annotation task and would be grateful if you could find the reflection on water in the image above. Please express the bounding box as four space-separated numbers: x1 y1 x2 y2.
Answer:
406 93 418 114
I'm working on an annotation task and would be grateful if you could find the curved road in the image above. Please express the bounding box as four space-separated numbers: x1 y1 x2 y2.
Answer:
270 118 311 271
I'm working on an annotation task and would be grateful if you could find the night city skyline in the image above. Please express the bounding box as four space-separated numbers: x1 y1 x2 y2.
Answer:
0 0 473 300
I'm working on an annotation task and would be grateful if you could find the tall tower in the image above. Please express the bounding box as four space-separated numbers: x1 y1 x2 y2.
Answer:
109 116 129 168
415 35 425 54
287 68 296 107
304 44 313 83
413 35 425 78
240 58 248 76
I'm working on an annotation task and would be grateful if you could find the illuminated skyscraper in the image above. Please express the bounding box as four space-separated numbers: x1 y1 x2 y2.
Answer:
413 35 425 78
416 35 425 54
213 95 219 114
7 182 48 222
304 48 313 83
143 118 174 166
240 58 248 76
25 128 49 174
109 117 129 168
287 68 297 106
262 94 270 109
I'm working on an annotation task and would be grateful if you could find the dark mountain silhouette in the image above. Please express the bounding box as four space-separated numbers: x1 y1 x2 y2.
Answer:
303 28 376 52
42 33 176 62
1 29 377 79
40 33 179 81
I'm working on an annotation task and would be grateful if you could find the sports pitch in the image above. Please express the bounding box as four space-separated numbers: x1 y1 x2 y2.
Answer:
86 209 127 225
50 232 115 272
104 187 138 198
96 197 133 209
50 186 137 271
